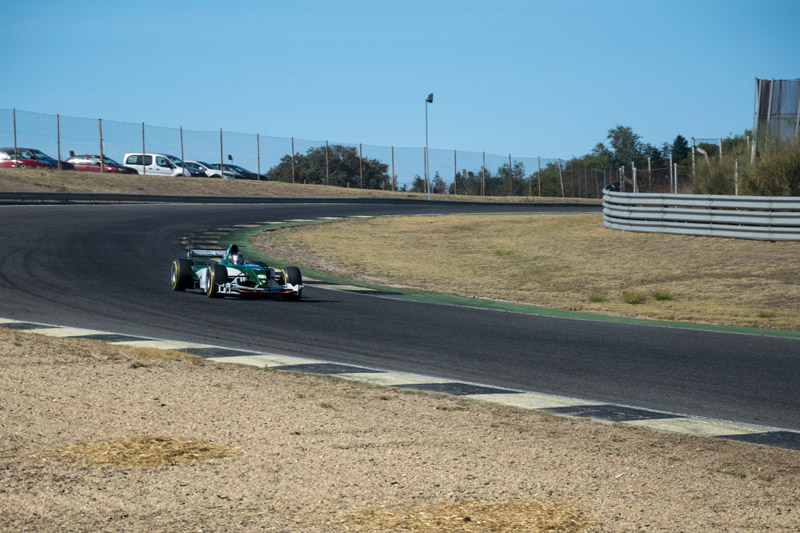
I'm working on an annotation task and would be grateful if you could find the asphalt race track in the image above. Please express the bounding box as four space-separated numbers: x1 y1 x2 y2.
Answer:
1 202 799 434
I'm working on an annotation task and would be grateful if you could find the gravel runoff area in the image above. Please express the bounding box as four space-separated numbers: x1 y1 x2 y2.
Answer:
2 328 799 532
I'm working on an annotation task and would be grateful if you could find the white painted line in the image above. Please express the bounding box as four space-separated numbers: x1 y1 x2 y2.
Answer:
207 354 323 368
110 340 208 350
336 372 448 386
465 392 604 410
25 327 103 337
0 318 20 324
286 219 316 222
621 417 769 437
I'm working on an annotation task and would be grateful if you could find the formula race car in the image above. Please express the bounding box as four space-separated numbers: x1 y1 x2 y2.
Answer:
171 244 303 300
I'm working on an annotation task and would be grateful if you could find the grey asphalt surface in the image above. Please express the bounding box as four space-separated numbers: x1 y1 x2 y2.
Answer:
1 202 798 431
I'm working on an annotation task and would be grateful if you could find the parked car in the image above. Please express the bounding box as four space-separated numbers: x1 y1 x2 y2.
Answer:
66 154 135 173
210 163 268 180
122 153 204 177
185 160 238 179
0 147 74 169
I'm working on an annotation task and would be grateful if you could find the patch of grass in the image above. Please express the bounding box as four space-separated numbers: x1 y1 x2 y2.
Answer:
249 213 800 332
623 291 647 305
130 362 149 369
758 310 776 318
652 290 673 301
55 435 236 467
757 475 774 483
319 402 334 409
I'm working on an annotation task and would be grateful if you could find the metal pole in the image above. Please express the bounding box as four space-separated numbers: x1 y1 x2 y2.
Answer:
142 122 146 176
425 99 430 199
453 150 457 195
674 163 678 193
669 154 673 192
359 143 363 188
326 141 330 186
481 151 486 196
537 156 541 197
718 137 723 157
219 128 223 179
735 158 739 195
558 158 565 197
796 84 800 137
391 145 394 191
290 137 295 183
56 114 61 170
691 136 696 178
179 125 184 176
632 162 637 193
99 119 104 172
508 154 513 196
12 109 17 161
257 134 261 180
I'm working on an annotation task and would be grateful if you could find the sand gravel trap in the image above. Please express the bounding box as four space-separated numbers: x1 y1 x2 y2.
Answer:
2 329 799 532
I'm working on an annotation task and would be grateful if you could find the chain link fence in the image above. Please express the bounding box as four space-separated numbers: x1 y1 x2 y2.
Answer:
1 108 598 197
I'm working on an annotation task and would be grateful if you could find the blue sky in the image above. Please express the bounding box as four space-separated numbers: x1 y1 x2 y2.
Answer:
2 0 799 160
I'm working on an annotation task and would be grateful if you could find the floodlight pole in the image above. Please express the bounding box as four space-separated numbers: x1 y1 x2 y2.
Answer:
425 93 433 200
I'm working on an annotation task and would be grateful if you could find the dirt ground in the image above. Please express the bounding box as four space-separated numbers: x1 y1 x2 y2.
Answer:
1 329 799 532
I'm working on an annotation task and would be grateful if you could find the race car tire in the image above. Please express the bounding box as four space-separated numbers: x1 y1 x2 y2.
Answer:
171 259 194 291
206 264 228 298
282 266 303 301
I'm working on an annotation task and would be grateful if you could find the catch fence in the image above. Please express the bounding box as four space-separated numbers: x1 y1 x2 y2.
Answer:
0 108 594 197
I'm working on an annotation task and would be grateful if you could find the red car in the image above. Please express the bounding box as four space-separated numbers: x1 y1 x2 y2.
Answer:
0 147 72 169
66 154 135 173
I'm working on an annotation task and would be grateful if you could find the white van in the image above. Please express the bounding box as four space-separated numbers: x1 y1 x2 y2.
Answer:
122 153 200 176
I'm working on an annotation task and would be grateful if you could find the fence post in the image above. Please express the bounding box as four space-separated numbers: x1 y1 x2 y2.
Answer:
391 145 395 191
326 141 330 186
537 156 541 197
219 129 223 180
359 143 363 188
290 137 295 183
12 109 17 160
691 136 696 178
481 151 486 196
257 134 261 179
179 125 184 175
632 162 637 193
558 159 565 197
718 137 723 157
453 150 457 195
56 114 62 170
508 154 513 196
141 122 146 176
99 119 104 172
674 163 678 193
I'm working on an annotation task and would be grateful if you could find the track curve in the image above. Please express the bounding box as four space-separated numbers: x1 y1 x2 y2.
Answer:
1 202 798 432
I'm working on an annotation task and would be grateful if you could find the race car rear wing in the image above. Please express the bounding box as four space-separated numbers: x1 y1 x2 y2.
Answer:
187 249 227 258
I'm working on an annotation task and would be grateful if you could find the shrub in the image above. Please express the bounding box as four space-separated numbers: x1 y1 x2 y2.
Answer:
623 291 647 304
740 137 800 196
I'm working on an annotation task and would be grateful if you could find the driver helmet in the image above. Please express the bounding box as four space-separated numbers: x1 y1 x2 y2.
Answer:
232 253 245 265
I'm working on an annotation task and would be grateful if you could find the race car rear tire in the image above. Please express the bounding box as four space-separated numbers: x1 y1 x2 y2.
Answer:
171 259 194 291
206 264 228 298
282 266 303 301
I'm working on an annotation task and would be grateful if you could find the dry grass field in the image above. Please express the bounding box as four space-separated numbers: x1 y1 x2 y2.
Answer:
2 329 799 531
0 167 598 203
253 213 800 332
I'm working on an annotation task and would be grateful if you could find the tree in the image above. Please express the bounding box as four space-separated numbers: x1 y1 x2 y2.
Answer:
265 144 390 189
671 135 689 163
607 125 644 169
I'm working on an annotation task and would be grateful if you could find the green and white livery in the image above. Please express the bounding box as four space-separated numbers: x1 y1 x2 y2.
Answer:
171 244 303 300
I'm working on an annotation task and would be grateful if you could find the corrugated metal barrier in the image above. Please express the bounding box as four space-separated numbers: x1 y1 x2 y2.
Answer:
603 189 800 241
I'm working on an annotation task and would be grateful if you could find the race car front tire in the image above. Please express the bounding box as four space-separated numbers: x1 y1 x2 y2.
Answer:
206 264 228 298
171 259 194 291
282 266 303 301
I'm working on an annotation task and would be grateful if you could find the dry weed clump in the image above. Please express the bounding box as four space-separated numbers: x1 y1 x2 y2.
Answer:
329 500 599 532
55 435 237 467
